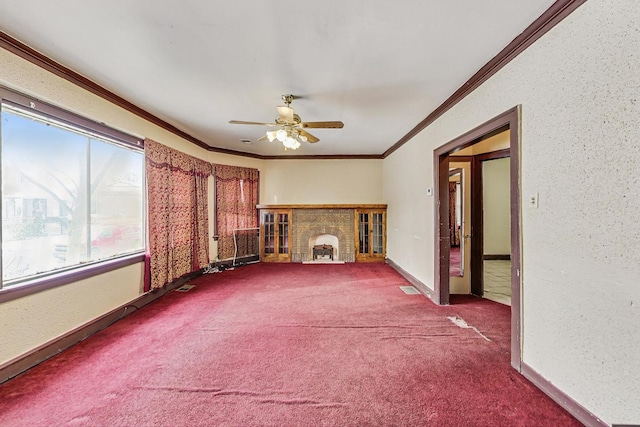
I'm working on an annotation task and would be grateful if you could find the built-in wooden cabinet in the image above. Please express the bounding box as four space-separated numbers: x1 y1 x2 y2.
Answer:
260 209 292 262
257 205 386 263
355 209 386 262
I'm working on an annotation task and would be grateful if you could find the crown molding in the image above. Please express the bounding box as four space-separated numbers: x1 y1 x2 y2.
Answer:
0 30 215 152
383 0 586 158
258 154 384 160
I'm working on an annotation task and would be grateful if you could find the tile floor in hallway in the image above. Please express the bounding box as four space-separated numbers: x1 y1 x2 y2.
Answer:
484 260 511 306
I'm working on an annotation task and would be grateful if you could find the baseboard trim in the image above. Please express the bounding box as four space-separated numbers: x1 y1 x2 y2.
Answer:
386 258 434 300
520 363 607 427
0 269 202 385
483 254 511 260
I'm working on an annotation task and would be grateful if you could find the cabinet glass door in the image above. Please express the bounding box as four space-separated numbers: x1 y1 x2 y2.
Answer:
260 210 291 262
263 212 275 254
355 209 386 262
278 213 289 254
358 212 370 255
372 212 384 255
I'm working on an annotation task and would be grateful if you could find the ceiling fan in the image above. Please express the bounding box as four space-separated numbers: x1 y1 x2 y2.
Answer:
229 94 344 150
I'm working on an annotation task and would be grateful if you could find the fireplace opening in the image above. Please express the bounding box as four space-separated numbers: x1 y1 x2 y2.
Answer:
313 244 334 260
308 234 339 262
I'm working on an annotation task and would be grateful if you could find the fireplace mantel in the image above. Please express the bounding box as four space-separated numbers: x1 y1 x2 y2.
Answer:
257 204 387 210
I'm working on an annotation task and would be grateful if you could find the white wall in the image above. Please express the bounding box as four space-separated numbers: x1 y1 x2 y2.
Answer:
383 0 639 423
261 159 383 205
482 157 510 255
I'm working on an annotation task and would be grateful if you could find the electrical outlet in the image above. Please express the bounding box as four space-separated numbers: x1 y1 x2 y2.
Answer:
529 193 539 209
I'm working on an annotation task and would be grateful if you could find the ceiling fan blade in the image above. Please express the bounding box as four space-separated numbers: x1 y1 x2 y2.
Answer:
300 121 344 129
229 120 278 126
277 106 294 123
256 134 269 142
299 129 319 143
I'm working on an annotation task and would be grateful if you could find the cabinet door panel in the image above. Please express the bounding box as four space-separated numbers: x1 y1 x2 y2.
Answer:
263 213 275 254
278 213 289 254
355 209 386 262
260 209 291 262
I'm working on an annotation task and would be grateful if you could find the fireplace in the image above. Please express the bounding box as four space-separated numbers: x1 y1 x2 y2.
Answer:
257 204 386 264
312 244 334 260
309 234 339 261
292 209 354 262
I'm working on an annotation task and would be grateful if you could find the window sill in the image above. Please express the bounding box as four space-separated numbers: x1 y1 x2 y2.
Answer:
0 252 145 304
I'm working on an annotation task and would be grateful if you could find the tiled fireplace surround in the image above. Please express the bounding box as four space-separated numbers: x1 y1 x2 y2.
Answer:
291 209 355 262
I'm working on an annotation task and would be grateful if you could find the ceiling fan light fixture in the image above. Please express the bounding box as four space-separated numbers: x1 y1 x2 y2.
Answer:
232 95 340 151
276 128 288 142
266 130 277 142
283 136 300 150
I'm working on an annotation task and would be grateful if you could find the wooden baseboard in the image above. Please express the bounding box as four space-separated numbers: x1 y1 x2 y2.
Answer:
483 254 511 260
520 363 607 427
386 258 434 300
0 269 202 385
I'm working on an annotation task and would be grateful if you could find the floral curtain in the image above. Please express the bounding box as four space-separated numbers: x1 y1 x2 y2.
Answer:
214 164 259 260
145 139 211 290
449 181 460 246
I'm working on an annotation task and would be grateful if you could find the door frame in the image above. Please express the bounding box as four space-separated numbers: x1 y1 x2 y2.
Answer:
433 106 522 370
469 149 512 296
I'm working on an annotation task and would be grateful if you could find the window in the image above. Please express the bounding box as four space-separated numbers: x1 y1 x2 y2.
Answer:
0 89 145 290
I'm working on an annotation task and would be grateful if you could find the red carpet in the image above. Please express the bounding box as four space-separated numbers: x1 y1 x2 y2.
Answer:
0 263 578 426
450 246 461 276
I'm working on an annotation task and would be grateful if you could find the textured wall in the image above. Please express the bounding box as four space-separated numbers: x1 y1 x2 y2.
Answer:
0 263 143 365
383 0 639 423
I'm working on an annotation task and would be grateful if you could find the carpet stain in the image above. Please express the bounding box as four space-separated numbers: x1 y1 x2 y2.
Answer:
447 316 492 341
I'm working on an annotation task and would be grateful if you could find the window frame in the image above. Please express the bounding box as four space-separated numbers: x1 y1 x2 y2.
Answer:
0 86 146 303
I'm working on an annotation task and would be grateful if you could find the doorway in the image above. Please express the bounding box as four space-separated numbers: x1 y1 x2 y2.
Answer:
433 106 521 370
448 165 471 295
481 156 511 305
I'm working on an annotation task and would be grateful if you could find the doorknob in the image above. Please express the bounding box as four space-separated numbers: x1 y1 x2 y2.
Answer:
463 235 471 239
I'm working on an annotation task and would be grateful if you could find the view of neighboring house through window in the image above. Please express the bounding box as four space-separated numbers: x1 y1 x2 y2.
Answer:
0 102 145 285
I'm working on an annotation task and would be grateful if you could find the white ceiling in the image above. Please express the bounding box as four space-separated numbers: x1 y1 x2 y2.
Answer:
0 1 555 157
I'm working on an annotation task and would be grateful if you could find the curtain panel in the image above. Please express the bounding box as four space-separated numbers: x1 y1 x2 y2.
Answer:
145 139 211 290
214 164 259 261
